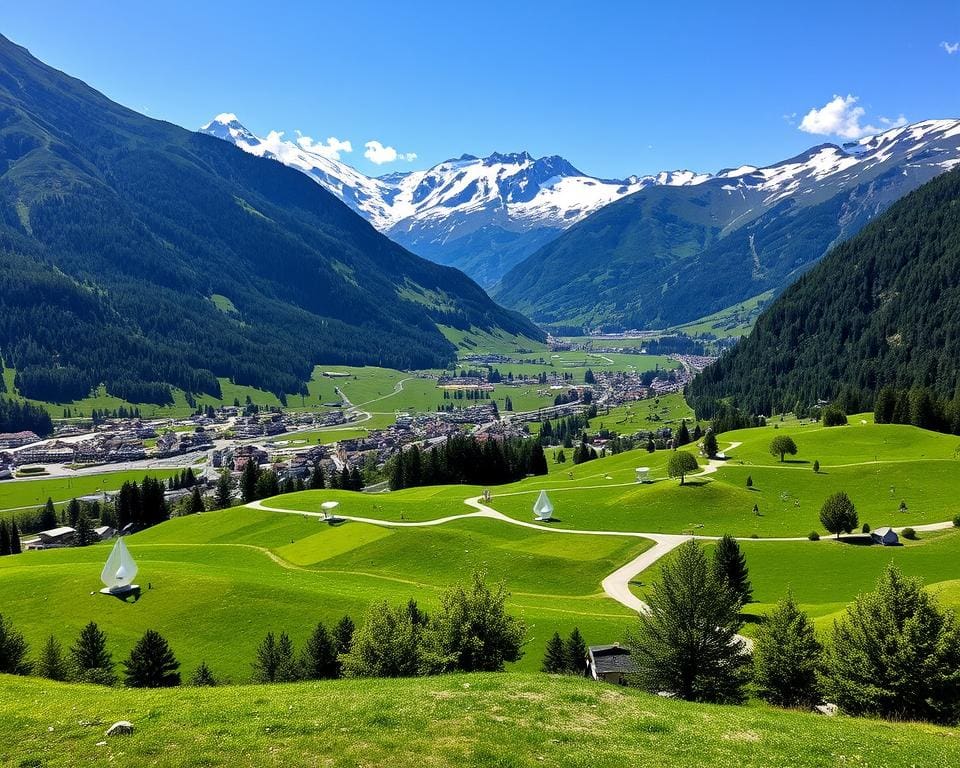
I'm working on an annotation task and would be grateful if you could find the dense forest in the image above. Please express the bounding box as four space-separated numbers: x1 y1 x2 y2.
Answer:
0 35 541 407
388 434 548 490
689 167 960 434
0 395 52 436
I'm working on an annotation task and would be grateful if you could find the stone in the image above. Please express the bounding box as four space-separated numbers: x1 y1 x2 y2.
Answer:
105 721 134 736
814 703 839 717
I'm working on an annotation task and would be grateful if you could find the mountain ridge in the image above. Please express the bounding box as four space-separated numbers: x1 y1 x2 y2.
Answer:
200 114 709 286
493 118 960 330
0 34 540 406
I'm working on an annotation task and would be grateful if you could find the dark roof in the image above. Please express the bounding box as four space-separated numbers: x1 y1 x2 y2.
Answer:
589 645 634 676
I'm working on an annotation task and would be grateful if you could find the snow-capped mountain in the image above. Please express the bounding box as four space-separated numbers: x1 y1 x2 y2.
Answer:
495 118 960 330
200 114 709 286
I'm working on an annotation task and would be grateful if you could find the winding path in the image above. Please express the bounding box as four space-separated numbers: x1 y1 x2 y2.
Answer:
249 440 957 636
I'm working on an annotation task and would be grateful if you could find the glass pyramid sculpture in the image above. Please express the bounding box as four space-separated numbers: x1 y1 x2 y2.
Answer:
100 537 139 594
533 490 554 521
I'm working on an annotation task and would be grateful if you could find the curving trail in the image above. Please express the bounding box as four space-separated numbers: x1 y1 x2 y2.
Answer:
250 436 956 644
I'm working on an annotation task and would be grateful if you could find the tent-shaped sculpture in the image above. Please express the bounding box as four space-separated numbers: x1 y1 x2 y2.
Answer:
99 538 139 595
533 490 554 521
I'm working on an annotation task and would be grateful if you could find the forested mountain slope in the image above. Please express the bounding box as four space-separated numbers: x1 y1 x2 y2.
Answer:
688 167 960 425
495 121 960 330
0 34 540 406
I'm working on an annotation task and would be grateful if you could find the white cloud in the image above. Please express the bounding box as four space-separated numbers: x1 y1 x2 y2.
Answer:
295 134 353 160
364 140 417 165
798 94 907 140
942 41 960 55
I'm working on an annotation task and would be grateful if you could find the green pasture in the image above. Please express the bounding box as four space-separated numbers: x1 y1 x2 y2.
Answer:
4 672 957 768
0 506 648 681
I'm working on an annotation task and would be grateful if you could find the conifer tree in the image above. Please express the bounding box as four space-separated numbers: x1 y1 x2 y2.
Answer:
38 635 69 680
626 540 749 702
541 632 568 673
753 591 822 707
70 621 115 685
676 420 690 446
39 498 57 530
189 486 205 514
825 564 960 723
310 463 326 490
240 460 261 503
350 466 364 491
0 614 31 674
123 629 181 688
9 521 21 554
214 469 233 509
301 621 339 680
0 520 10 556
66 498 81 527
190 661 217 686
712 534 752 604
565 627 587 674
819 491 858 539
75 513 95 547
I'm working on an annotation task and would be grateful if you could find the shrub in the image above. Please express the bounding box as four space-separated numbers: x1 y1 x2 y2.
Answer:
813 460 820 473
822 406 848 427
745 475 753 488
808 531 820 541
862 523 871 534
902 527 917 540
954 515 960 528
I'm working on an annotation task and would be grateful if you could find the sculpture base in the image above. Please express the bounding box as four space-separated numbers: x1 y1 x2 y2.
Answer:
100 584 140 597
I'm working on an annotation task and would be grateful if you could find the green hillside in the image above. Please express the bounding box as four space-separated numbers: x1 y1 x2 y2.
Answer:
689 167 960 419
495 140 960 331
0 33 540 414
2 673 957 768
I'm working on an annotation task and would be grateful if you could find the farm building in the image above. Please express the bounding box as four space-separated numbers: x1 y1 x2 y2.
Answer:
587 644 634 685
23 526 77 550
871 527 899 546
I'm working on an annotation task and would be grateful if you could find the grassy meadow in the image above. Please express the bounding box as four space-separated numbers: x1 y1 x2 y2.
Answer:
0 469 183 515
0 505 649 682
3 673 958 768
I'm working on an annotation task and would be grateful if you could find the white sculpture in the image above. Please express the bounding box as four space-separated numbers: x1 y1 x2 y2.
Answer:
533 490 554 521
321 501 340 520
100 538 139 594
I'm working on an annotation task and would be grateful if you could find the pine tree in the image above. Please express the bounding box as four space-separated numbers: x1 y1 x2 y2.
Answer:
255 469 280 500
0 614 31 674
252 631 299 683
66 498 81 527
676 420 690 446
702 430 718 458
310 464 326 490
334 615 355 657
190 661 217 686
0 520 10 556
565 627 587 674
825 564 960 723
214 469 233 509
38 635 69 681
349 466 364 491
75 513 95 547
541 632 568 673
189 486 205 514
712 534 752 604
340 467 351 491
626 540 749 702
753 591 822 707
123 629 181 688
9 521 21 554
528 443 548 476
241 460 260 503
39 498 58 530
301 621 339 680
70 622 116 685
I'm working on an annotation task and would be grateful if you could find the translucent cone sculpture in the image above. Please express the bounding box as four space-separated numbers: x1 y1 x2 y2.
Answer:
533 490 554 521
99 538 139 595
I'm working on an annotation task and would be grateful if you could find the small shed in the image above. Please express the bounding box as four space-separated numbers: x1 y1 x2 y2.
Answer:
635 467 651 483
871 527 899 546
587 644 634 685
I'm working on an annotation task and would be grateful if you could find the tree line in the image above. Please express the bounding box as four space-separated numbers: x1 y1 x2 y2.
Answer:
388 435 548 491
0 570 524 686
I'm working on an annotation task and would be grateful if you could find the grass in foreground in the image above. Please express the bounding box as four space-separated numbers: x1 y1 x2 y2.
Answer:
2 673 957 768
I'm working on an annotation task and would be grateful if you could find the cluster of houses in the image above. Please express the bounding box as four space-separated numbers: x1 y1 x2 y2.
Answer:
0 451 13 480
22 523 116 550
156 429 214 457
0 431 41 449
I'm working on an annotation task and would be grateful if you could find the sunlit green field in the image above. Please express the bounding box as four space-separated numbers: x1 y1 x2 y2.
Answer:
3 673 958 768
0 469 183 515
0 506 649 681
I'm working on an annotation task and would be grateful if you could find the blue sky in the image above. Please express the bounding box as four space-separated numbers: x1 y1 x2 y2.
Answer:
4 1 958 178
